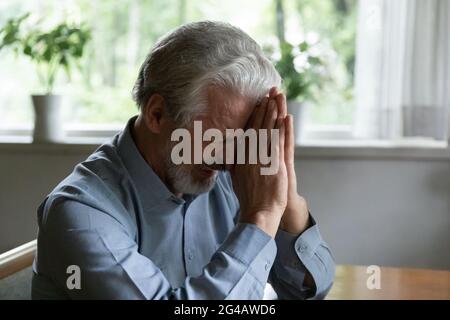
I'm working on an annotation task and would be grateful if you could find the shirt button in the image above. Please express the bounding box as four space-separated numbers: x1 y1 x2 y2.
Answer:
188 252 194 260
298 243 308 253
265 262 271 271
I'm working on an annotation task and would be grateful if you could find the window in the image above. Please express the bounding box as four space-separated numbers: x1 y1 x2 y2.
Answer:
0 0 358 138
354 0 449 142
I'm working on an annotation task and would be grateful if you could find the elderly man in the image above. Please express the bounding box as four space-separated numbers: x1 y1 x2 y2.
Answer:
32 21 335 300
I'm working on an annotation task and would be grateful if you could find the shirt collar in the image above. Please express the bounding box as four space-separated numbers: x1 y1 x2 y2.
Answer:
116 116 185 211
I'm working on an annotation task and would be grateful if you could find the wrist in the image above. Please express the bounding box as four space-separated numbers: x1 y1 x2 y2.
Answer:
280 196 310 235
240 209 282 238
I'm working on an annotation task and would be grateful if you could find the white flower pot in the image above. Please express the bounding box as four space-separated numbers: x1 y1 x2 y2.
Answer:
31 95 64 143
287 100 306 144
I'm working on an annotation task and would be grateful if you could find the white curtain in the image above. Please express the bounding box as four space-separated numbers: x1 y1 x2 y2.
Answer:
353 0 450 141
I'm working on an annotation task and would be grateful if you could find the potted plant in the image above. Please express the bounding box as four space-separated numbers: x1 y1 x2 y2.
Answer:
0 13 90 143
265 40 326 142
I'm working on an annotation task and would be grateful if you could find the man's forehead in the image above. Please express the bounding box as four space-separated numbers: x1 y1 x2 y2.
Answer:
205 86 254 129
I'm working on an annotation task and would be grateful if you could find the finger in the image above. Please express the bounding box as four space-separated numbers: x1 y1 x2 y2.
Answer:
278 119 286 168
245 102 258 130
276 92 287 118
262 99 278 154
251 97 268 129
261 99 278 156
269 86 277 98
275 116 284 130
284 114 295 167
262 98 278 130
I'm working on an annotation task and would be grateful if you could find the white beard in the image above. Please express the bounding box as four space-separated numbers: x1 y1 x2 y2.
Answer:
165 143 218 195
167 164 218 195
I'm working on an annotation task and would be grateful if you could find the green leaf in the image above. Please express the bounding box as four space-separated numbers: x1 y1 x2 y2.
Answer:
299 41 309 52
308 56 321 65
23 44 32 55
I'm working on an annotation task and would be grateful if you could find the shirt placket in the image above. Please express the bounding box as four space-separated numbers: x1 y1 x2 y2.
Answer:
182 200 197 277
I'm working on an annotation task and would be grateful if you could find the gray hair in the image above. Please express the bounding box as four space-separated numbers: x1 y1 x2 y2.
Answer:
132 21 281 125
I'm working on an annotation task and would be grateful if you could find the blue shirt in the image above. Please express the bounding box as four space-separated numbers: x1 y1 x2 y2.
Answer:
32 117 335 300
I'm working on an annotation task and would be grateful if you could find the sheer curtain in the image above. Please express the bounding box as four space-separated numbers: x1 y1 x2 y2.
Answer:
353 0 450 141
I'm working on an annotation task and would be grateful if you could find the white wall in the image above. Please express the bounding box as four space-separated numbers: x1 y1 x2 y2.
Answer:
0 143 449 270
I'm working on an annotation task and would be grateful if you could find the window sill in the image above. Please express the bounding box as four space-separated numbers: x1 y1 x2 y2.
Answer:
0 135 448 160
296 139 450 160
0 136 102 154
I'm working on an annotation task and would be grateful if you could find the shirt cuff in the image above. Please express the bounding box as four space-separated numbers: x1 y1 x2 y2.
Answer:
274 216 323 289
276 216 322 260
218 223 277 286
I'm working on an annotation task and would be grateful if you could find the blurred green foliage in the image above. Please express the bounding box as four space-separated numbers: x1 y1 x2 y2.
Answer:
265 40 328 102
295 0 357 124
0 0 357 126
0 13 90 93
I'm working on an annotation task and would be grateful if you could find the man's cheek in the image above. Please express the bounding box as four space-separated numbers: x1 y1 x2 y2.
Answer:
202 140 225 167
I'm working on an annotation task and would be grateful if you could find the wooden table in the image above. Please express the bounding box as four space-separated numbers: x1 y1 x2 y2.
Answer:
327 265 450 300
2 241 449 300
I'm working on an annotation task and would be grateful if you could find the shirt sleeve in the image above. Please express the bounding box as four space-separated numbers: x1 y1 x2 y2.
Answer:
35 200 278 300
269 215 336 300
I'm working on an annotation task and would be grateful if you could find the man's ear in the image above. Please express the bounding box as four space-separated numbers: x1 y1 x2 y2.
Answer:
142 94 166 133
